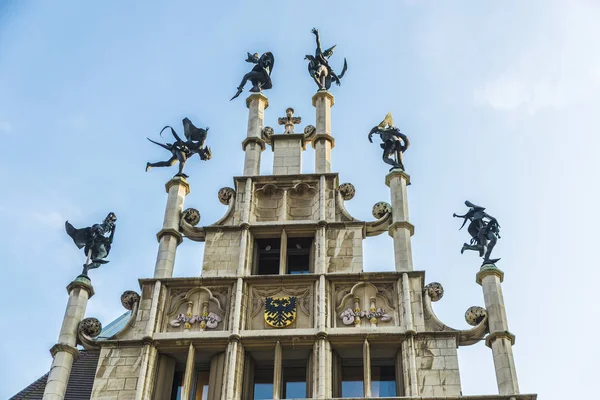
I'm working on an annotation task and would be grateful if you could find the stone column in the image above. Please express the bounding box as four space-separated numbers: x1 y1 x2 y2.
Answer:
385 170 414 272
242 93 268 176
153 176 189 278
312 91 335 173
272 341 282 399
43 276 94 400
476 265 519 395
181 343 196 400
271 134 306 175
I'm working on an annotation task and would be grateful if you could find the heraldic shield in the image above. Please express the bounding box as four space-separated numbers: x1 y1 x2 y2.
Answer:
264 296 297 328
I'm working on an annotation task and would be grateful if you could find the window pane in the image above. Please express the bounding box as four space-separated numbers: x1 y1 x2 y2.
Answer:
287 237 312 274
256 238 281 275
283 366 306 399
254 367 274 400
341 365 364 398
170 371 184 400
195 370 210 400
371 365 396 397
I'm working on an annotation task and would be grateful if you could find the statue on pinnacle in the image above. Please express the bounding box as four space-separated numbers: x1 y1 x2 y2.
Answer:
231 52 275 100
146 117 212 178
305 27 347 91
454 201 501 265
368 112 410 171
65 212 117 277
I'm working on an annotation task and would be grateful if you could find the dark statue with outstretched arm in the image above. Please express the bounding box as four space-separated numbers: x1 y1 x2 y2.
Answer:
65 212 117 277
231 52 275 100
305 27 347 91
368 112 410 171
146 117 212 178
454 201 501 265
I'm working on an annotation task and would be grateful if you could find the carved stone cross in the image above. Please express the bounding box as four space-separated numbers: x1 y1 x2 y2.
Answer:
278 107 302 134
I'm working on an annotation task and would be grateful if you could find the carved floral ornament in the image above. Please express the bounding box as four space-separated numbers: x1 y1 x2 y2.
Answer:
336 282 395 327
167 287 226 331
340 296 391 327
169 301 223 330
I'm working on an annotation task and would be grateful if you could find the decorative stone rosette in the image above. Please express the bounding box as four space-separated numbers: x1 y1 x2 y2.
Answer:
78 317 102 338
218 187 235 205
424 282 444 302
339 183 355 201
181 208 201 227
372 201 392 219
303 125 316 141
121 290 140 310
465 306 487 326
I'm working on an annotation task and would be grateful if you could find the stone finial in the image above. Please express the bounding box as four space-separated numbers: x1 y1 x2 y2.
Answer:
182 208 201 227
78 317 102 338
121 290 140 310
339 183 355 200
278 107 302 134
465 306 488 326
424 282 444 302
218 187 236 205
372 201 392 219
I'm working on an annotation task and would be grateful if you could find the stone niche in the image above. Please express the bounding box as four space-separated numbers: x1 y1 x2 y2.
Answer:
333 281 397 328
246 283 314 330
163 286 231 332
253 184 284 222
287 183 318 220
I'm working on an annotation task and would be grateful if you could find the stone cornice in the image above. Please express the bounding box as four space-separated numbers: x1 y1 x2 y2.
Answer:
310 133 335 149
67 276 94 298
476 265 505 285
50 343 80 359
269 133 307 150
241 136 266 151
246 92 269 109
385 169 411 187
485 331 516 348
388 221 415 236
156 228 183 245
165 176 190 195
311 90 335 107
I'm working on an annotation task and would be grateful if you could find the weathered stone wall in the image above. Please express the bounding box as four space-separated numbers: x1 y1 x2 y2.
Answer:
327 226 363 273
202 230 241 276
91 346 143 399
414 336 461 397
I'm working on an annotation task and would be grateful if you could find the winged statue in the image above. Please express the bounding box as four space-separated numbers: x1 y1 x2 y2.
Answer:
368 112 410 171
305 28 347 91
65 212 117 277
146 117 212 178
231 51 275 100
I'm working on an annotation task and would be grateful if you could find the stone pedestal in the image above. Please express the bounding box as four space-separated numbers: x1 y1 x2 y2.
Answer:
476 265 520 396
271 133 306 175
43 276 94 400
243 93 268 176
153 176 189 278
312 91 335 173
385 170 414 271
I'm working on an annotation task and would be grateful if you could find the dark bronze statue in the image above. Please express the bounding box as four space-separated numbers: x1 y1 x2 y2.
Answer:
146 118 212 178
305 27 347 91
454 201 501 265
231 52 275 100
368 112 410 171
65 212 117 277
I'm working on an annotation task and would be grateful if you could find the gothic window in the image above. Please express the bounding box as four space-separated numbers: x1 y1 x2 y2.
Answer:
340 360 364 398
371 362 397 397
253 231 314 275
253 366 274 399
282 363 308 398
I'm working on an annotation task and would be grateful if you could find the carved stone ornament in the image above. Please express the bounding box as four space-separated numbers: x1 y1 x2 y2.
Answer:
182 208 201 227
170 311 223 329
424 282 444 302
339 307 391 326
372 201 392 219
262 126 274 141
339 183 356 201
304 125 316 141
264 296 297 328
78 317 102 338
121 290 140 310
465 306 487 326
218 187 236 205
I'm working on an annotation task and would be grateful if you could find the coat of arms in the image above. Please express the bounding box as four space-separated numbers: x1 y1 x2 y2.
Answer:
264 296 297 328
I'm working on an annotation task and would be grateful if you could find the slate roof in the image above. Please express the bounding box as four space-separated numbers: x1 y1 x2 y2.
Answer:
10 350 100 400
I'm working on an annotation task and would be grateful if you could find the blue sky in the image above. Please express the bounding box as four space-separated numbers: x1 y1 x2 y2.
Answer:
1 0 598 398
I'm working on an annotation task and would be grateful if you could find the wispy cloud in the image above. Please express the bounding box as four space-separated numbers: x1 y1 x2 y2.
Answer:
474 2 600 113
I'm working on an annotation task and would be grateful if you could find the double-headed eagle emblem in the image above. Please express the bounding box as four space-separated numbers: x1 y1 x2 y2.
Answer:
264 297 297 328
